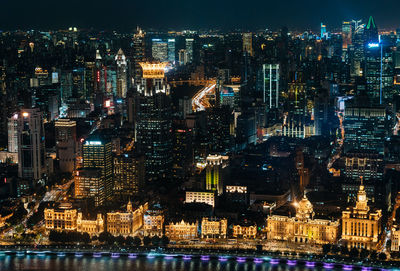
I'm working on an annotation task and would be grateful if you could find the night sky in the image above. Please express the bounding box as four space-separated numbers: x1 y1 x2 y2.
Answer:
1 0 399 31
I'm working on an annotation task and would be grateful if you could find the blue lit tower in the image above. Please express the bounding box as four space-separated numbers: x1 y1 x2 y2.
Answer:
364 16 394 104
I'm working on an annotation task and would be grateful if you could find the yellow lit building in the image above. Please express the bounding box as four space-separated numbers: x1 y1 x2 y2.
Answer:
342 180 382 250
44 208 78 231
391 226 400 252
185 191 215 207
205 154 228 195
76 213 104 236
266 195 339 244
106 201 148 236
232 224 257 239
165 220 198 239
143 208 165 237
201 217 227 239
74 168 105 207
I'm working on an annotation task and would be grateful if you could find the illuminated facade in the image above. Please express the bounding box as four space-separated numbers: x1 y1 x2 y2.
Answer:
106 201 148 236
82 138 113 200
262 64 279 109
76 213 104 236
55 119 76 173
232 224 257 239
152 39 168 62
266 195 339 244
185 191 215 207
185 38 194 63
7 114 18 153
205 154 227 195
201 217 227 239
114 152 145 200
242 33 253 56
115 48 128 98
342 180 382 250
74 168 105 207
165 220 198 240
44 208 78 231
392 226 400 252
143 208 165 237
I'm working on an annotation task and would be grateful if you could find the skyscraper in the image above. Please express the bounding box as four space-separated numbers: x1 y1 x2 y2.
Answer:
152 39 168 62
55 119 76 173
321 23 327 39
8 113 18 153
342 21 352 61
114 152 145 200
242 33 253 56
136 62 172 181
167 38 176 64
262 64 280 109
17 108 46 180
205 154 225 195
75 168 105 207
115 48 128 98
82 138 113 200
132 27 146 81
185 38 194 63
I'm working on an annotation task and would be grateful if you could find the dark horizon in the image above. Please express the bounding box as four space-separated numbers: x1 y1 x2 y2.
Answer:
0 0 399 32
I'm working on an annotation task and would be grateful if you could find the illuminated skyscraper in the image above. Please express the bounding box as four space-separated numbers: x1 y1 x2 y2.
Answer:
8 113 18 153
342 21 352 50
114 152 145 200
82 138 113 200
262 64 279 109
152 39 168 62
242 33 253 56
363 16 394 104
17 108 46 180
167 38 176 64
350 21 365 77
321 23 327 39
342 21 352 61
75 168 105 207
132 27 145 81
115 48 128 98
185 38 194 63
136 62 172 181
205 154 226 195
55 119 76 173
178 49 188 65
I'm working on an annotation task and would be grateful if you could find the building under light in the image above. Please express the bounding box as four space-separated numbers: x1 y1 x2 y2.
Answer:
262 64 279 109
266 195 340 244
341 179 382 250
82 138 113 200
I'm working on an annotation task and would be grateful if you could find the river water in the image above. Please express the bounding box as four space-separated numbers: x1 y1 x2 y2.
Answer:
0 254 375 271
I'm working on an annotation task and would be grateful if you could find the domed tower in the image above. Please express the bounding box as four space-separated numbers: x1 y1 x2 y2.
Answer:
296 194 314 220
